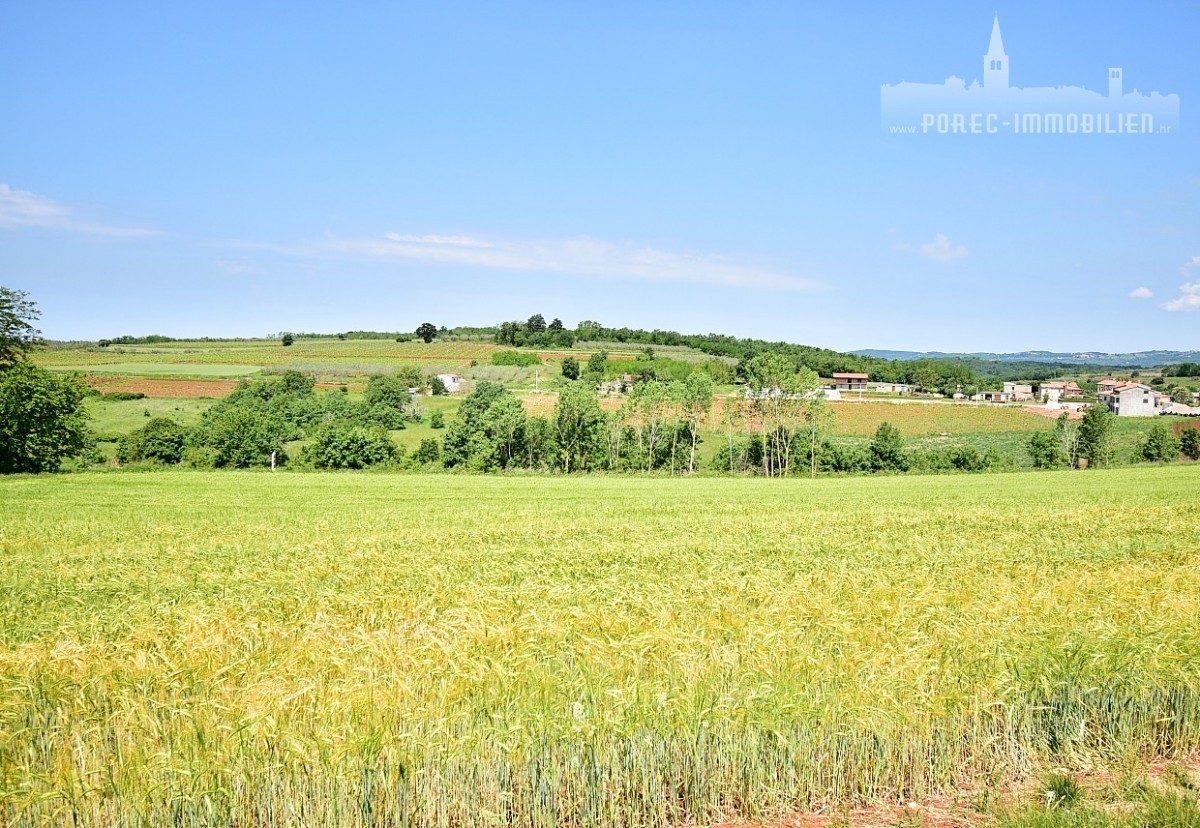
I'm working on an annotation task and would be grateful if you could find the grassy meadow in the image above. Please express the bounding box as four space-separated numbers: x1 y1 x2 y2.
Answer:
2 467 1199 826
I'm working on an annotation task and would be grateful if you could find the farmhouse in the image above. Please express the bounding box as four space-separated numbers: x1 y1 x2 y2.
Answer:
832 372 869 391
972 390 1010 403
873 382 909 394
435 373 463 393
1039 381 1084 404
1096 378 1121 395
1002 382 1034 402
1098 382 1156 417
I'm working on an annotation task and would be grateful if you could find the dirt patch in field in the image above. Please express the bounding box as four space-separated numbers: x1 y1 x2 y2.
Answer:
85 376 238 398
1024 406 1083 421
518 393 623 416
709 758 1200 827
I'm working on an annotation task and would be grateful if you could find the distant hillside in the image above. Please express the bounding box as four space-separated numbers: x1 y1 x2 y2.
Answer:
852 349 1200 369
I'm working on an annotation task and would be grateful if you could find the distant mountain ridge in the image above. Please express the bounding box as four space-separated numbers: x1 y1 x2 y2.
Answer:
851 349 1200 368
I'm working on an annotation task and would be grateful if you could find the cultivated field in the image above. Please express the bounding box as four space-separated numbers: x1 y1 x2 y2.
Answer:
35 338 502 369
825 400 1048 437
2 468 1198 827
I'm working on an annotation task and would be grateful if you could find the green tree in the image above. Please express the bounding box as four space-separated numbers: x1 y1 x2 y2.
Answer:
281 332 295 347
278 369 314 394
486 393 527 467
1055 411 1081 468
586 350 608 375
1181 427 1200 460
679 371 714 473
526 314 547 335
0 287 42 367
0 364 93 473
801 394 835 478
430 411 445 429
561 357 580 380
364 373 411 412
1141 422 1182 463
1027 429 1065 469
554 381 604 472
1169 386 1194 404
910 367 940 395
523 416 557 468
441 382 526 470
868 422 908 472
547 318 564 333
742 352 820 477
1076 404 1115 468
415 322 438 343
413 437 441 464
628 380 669 470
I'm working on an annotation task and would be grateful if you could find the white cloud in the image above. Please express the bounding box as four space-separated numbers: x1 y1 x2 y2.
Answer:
0 183 159 237
241 231 824 292
918 233 969 262
1128 286 1154 299
1163 282 1200 312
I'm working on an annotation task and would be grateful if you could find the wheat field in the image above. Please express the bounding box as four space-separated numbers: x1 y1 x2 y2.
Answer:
2 468 1199 826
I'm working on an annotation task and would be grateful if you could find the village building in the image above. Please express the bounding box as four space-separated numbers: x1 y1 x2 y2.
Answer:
832 372 869 392
435 373 463 393
1002 382 1034 402
1038 381 1084 404
1097 382 1156 417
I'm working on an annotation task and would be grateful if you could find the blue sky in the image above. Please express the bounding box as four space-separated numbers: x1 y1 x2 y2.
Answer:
2 1 1198 351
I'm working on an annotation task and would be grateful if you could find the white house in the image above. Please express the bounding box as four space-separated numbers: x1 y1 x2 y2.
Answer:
1002 382 1034 402
1039 381 1084 404
435 373 463 393
1098 382 1156 417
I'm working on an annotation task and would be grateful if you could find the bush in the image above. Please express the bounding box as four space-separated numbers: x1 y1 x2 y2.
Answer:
492 350 541 366
181 445 220 469
305 422 397 469
430 411 445 429
413 438 441 464
819 441 869 473
1028 429 1066 469
101 391 145 401
1142 422 1182 463
188 406 289 468
948 446 998 472
364 373 411 410
1182 427 1200 460
561 357 580 380
278 369 314 394
281 333 294 346
360 402 407 430
117 417 187 464
868 422 908 472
